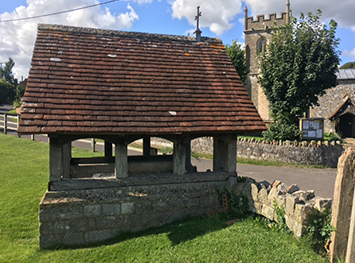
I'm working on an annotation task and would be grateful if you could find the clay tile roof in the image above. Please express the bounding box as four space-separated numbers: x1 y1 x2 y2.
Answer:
18 24 266 135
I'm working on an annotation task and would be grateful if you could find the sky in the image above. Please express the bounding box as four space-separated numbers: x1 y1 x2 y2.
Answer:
1 0 355 79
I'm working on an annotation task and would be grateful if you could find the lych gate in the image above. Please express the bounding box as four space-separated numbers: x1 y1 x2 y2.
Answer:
18 24 265 248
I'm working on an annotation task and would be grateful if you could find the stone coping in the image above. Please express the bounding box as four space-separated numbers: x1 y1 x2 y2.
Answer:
49 172 235 191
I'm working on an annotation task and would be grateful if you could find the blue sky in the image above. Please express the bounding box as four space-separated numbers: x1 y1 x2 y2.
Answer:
1 0 355 79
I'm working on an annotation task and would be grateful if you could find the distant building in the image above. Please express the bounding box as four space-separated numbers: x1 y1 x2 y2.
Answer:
311 69 355 137
243 2 354 137
244 1 291 123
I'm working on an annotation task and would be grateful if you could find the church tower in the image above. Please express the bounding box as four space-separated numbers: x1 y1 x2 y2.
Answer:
244 1 291 123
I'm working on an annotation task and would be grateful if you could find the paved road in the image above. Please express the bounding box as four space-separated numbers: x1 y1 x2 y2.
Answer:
3 128 337 199
192 158 336 199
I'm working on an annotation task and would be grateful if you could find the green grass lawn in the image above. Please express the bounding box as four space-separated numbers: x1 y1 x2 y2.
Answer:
0 134 328 263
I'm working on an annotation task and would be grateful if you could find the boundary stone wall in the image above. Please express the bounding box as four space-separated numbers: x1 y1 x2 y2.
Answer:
189 137 344 168
39 178 233 248
234 179 332 237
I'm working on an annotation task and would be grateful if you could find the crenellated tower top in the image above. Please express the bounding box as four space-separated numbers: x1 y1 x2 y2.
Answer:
244 1 292 32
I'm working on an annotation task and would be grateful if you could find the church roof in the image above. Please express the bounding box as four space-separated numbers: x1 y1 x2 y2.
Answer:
18 24 266 135
328 95 355 120
336 69 355 80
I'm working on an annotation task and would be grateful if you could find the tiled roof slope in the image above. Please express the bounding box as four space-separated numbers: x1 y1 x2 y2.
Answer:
18 24 266 135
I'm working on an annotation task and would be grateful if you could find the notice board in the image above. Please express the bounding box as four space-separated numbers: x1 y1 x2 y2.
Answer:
300 118 324 140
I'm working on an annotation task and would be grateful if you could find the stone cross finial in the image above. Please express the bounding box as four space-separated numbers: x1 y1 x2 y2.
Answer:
286 0 291 23
194 6 202 42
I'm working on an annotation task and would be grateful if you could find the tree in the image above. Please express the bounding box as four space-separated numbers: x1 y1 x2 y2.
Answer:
0 58 18 104
258 10 340 140
0 79 16 104
340 62 355 69
225 41 249 84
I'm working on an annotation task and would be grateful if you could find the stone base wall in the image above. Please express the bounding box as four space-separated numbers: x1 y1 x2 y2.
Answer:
188 137 344 168
39 178 233 248
235 179 332 237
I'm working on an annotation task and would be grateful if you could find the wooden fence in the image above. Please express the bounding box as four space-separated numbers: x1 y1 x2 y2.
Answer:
0 113 19 134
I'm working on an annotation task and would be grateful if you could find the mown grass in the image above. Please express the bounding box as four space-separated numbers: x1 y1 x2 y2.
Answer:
0 134 328 263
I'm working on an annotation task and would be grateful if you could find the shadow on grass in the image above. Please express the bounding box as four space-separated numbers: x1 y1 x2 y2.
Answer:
51 215 228 250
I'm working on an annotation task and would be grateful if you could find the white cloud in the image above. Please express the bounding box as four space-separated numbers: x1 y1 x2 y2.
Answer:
0 0 139 79
244 0 355 29
343 48 355 59
170 0 242 35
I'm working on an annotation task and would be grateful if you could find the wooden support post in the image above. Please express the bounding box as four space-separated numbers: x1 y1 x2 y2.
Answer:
173 140 186 175
226 136 237 173
62 142 71 179
16 115 20 137
4 113 7 134
115 140 128 178
104 141 113 157
143 137 151 157
49 136 63 182
213 135 236 173
92 138 96 152
346 186 355 263
185 140 194 173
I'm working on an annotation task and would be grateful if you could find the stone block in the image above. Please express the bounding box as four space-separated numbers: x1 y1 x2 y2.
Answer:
259 180 271 188
247 199 257 213
254 202 263 214
39 205 83 221
84 205 101 217
39 222 53 235
251 183 259 202
96 216 123 230
258 188 269 204
268 187 281 206
314 197 332 211
53 218 95 233
285 214 305 237
271 180 282 188
293 190 315 203
102 203 121 216
285 194 299 216
294 203 313 224
85 229 116 243
277 183 287 193
286 184 300 194
226 176 238 192
39 234 62 249
276 194 286 208
262 204 274 221
63 232 85 246
121 202 135 215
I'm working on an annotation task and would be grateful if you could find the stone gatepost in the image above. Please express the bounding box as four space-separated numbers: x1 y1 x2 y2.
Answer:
330 148 355 262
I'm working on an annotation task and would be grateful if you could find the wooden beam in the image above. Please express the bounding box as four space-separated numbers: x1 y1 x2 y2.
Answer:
104 141 113 157
173 140 186 175
115 140 128 178
213 135 236 173
62 142 71 179
143 137 151 156
49 136 63 182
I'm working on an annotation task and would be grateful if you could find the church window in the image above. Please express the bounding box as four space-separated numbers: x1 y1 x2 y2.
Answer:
257 37 267 54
